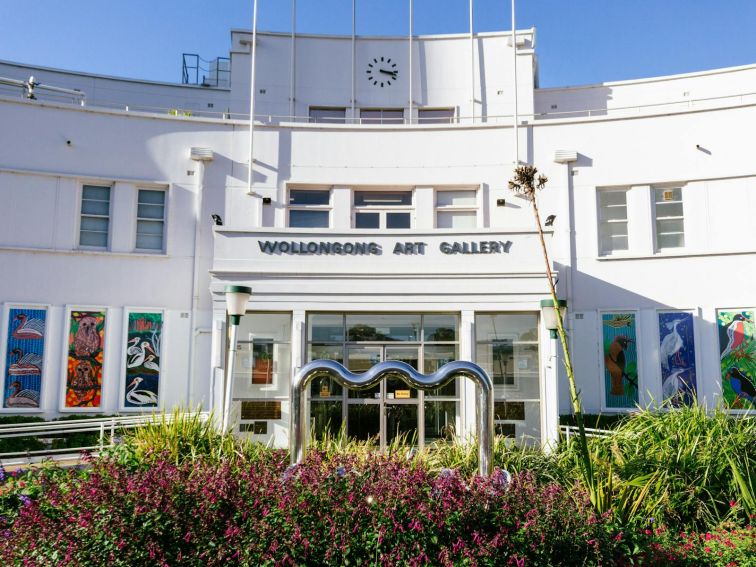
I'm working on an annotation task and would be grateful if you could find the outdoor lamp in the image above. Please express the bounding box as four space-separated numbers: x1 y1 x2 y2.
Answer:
223 285 252 432
540 299 567 339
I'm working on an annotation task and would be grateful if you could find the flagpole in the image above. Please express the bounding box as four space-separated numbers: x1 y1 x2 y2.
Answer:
351 0 356 121
248 0 259 205
511 0 519 163
290 0 296 119
469 0 475 123
408 0 413 124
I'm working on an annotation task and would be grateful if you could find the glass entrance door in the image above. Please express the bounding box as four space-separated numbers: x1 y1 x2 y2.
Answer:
345 344 421 448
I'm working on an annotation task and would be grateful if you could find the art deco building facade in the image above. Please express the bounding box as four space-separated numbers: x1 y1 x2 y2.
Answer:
0 26 754 447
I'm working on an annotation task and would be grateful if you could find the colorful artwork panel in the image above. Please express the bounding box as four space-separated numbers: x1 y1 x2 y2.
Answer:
123 312 162 408
4 308 46 409
717 310 756 410
658 312 697 407
65 310 105 408
602 312 639 409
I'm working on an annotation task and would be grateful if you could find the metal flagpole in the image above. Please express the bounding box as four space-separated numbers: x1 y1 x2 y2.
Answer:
469 0 475 123
290 0 296 119
511 0 519 163
351 0 356 121
408 0 413 124
248 0 259 202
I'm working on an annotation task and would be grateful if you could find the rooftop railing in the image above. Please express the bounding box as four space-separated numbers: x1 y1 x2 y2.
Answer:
1 77 754 124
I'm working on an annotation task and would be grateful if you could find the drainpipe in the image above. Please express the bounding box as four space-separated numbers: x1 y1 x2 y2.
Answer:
189 147 214 408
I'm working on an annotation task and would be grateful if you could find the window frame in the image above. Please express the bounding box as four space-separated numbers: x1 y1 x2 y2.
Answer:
308 106 347 124
652 185 685 251
78 183 113 250
287 188 332 229
134 187 168 253
417 107 456 124
359 108 405 125
434 188 478 229
352 189 414 230
597 188 630 256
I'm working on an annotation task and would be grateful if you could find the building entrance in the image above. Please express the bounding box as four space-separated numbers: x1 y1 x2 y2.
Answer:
345 344 420 447
308 313 460 449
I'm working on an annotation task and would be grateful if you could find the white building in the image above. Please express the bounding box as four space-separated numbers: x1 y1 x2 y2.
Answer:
0 24 754 447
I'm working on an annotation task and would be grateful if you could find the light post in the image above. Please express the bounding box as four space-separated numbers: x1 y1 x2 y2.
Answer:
540 299 567 339
223 285 252 432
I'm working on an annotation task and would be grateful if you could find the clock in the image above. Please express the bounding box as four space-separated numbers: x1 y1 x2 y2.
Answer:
366 56 398 87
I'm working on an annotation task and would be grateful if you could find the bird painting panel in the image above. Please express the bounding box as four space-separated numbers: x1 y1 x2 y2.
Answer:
123 312 162 408
65 311 105 408
717 310 756 410
3 308 46 409
658 311 697 407
602 312 639 409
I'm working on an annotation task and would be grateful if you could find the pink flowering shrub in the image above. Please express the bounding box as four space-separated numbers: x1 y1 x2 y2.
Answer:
0 452 620 566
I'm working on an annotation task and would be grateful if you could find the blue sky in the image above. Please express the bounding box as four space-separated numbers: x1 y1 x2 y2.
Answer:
1 1 754 87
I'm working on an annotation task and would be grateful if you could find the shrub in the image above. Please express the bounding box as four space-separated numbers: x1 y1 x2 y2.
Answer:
0 452 620 566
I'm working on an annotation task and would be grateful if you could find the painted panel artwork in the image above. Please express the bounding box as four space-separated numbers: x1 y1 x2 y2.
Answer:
602 312 639 408
3 308 46 409
123 312 162 408
717 310 756 410
65 310 105 408
658 312 697 406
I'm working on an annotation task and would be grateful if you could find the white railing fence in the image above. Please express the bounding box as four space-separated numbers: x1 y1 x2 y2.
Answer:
559 425 616 443
0 412 211 460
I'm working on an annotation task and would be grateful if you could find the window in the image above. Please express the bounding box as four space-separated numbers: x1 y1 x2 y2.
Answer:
598 189 628 255
353 190 412 229
418 108 455 124
136 189 166 251
360 108 404 125
436 189 477 229
475 313 541 444
309 107 346 124
288 189 330 228
233 313 292 438
654 187 684 249
79 184 111 248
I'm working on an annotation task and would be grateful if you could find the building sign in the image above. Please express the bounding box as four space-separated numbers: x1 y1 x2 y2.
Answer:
257 240 513 256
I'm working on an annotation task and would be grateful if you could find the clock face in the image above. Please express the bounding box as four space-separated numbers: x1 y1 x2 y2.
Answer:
366 56 398 87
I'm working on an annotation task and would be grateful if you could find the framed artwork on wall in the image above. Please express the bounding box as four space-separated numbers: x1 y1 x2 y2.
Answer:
717 309 755 411
657 310 698 407
60 307 106 411
120 309 164 411
600 311 640 410
1 304 49 411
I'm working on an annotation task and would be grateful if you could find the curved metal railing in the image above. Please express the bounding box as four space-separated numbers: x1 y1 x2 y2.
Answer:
290 359 494 475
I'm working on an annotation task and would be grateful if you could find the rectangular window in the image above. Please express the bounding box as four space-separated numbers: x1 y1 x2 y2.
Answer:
353 190 412 229
79 184 111 248
598 189 628 255
288 189 330 228
360 108 404 125
435 189 477 229
475 313 541 444
654 187 685 249
136 189 166 251
309 107 346 124
418 108 455 124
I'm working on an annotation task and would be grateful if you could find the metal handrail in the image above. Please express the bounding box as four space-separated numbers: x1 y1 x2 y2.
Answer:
559 425 616 442
0 413 211 459
0 85 753 124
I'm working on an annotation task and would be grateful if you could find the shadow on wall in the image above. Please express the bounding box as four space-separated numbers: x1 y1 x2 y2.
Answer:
552 261 726 415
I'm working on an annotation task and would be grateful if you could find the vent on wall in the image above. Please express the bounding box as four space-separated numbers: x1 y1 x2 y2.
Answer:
190 147 214 161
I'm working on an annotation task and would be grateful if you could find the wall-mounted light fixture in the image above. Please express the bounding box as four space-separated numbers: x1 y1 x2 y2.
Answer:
262 197 272 205
496 198 506 207
541 299 567 339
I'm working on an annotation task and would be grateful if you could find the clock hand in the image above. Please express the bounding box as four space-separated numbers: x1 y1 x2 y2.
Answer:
379 69 397 77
